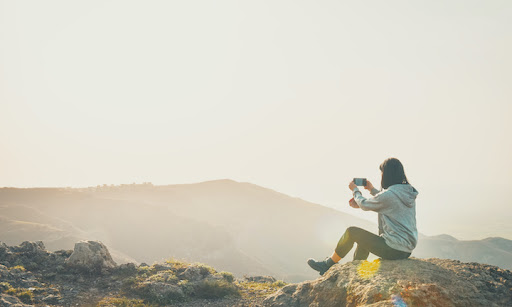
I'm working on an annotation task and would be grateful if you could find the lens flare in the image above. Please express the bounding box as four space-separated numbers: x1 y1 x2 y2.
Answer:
391 294 407 307
356 258 381 279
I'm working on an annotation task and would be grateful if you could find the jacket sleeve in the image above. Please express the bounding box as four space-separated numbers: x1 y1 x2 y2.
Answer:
378 214 383 235
370 187 380 196
352 187 391 212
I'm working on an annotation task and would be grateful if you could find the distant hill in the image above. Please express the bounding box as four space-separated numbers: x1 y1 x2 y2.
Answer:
414 233 512 270
0 180 376 282
1 180 511 282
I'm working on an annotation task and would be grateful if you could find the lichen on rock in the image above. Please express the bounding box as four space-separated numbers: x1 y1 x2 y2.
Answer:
263 257 512 307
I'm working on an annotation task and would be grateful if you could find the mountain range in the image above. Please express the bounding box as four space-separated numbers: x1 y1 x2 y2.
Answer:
1 179 511 282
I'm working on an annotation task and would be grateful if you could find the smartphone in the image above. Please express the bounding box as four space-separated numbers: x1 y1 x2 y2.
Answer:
353 178 367 186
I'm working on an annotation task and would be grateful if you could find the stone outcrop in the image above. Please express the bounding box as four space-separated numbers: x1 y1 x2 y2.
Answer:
0 241 275 306
65 241 116 272
6 239 509 307
0 241 49 270
263 257 512 307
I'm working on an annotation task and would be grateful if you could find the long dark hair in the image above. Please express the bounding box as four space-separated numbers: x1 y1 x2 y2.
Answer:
380 158 409 189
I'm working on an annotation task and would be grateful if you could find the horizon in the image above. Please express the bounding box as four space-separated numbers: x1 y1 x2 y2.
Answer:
1 178 511 242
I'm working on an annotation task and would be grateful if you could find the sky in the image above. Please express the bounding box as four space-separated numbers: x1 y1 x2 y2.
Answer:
1 0 511 240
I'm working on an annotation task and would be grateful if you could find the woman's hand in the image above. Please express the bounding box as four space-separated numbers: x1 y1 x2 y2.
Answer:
349 198 359 208
364 180 375 191
348 181 357 191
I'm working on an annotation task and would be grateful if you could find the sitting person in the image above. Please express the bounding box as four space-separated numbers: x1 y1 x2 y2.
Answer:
308 157 419 275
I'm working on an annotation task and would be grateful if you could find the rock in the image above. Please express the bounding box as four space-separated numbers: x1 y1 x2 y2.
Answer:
12 241 46 255
0 241 66 273
0 243 11 259
245 276 277 283
0 294 31 307
42 294 60 304
0 263 43 289
116 263 137 275
179 266 203 281
152 263 172 272
65 241 116 272
263 257 512 307
205 274 224 282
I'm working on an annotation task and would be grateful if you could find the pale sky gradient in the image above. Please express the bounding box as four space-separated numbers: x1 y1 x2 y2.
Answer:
1 1 511 240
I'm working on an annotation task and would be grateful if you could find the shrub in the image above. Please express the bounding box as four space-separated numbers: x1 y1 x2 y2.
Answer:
164 258 189 271
178 280 194 296
5 288 17 295
25 262 38 271
237 280 287 298
97 297 150 307
272 280 287 287
194 280 240 299
136 266 155 277
164 272 179 284
132 282 185 305
147 270 178 284
0 282 12 293
16 290 34 304
193 263 216 276
114 264 138 278
146 274 165 283
9 265 26 272
219 271 235 283
121 277 138 292
5 288 33 304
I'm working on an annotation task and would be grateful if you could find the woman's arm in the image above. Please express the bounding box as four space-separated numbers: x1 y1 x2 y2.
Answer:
349 198 359 208
364 180 380 196
351 186 391 212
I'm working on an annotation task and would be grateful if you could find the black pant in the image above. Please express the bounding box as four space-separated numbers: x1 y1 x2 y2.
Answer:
335 226 411 261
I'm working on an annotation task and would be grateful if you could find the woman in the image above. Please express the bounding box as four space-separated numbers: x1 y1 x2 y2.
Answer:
307 157 419 275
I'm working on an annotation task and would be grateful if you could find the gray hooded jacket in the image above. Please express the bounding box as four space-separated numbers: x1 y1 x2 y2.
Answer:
352 183 419 253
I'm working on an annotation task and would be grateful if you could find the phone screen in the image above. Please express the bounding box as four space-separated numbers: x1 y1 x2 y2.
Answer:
353 178 367 186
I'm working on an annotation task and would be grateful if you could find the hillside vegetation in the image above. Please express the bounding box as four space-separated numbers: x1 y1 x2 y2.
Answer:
0 240 286 306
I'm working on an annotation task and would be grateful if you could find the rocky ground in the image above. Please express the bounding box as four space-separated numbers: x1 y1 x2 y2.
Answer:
0 241 285 306
2 240 511 307
263 257 512 307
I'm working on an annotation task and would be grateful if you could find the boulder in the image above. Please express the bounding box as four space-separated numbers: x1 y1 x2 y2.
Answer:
179 266 203 281
263 257 512 307
178 264 213 281
65 241 116 272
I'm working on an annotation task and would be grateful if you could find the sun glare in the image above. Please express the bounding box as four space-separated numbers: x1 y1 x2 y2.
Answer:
356 258 381 279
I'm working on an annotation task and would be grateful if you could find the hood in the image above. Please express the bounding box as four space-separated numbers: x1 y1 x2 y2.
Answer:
387 183 419 208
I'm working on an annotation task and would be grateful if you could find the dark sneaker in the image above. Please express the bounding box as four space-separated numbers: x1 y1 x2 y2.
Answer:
307 257 335 275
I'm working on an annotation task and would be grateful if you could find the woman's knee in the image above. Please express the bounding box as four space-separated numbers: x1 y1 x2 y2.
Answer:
346 226 363 237
346 226 359 234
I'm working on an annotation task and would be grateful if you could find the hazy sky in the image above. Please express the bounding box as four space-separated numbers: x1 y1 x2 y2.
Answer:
1 1 511 240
